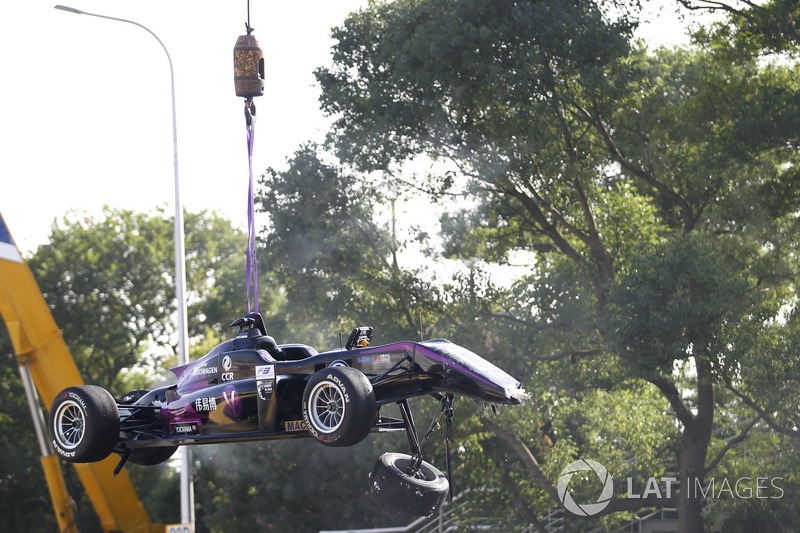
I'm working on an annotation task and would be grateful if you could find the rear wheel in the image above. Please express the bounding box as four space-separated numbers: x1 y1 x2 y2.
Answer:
302 367 376 447
369 452 449 516
127 446 177 465
49 385 119 463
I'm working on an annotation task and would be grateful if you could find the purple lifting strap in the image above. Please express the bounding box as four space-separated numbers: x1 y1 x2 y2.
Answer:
246 126 258 314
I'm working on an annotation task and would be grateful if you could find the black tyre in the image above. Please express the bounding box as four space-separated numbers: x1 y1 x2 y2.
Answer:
302 366 376 447
49 385 120 463
369 452 450 516
127 445 178 466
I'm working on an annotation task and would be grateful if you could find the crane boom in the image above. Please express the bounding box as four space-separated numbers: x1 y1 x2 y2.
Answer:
0 213 161 533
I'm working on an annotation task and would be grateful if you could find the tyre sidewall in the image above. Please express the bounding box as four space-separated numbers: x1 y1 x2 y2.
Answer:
49 385 120 463
302 366 376 447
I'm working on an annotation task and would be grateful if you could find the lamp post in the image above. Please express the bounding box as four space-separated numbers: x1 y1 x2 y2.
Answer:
54 5 194 527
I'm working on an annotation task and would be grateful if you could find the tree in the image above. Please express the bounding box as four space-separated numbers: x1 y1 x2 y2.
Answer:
317 0 800 530
256 143 442 345
674 0 800 53
28 207 250 392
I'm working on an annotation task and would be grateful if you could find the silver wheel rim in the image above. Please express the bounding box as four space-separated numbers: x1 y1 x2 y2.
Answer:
308 381 346 433
54 400 85 449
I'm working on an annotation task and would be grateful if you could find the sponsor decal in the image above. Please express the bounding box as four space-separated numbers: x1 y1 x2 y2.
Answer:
171 421 200 435
257 380 274 400
221 372 235 382
329 360 348 368
192 364 218 376
222 385 243 417
329 375 350 403
53 441 76 457
285 420 307 432
194 397 217 412
255 364 275 380
356 354 391 365
302 402 318 439
222 355 232 371
67 391 88 412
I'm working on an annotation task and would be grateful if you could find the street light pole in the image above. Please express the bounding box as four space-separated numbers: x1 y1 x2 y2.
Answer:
54 5 194 527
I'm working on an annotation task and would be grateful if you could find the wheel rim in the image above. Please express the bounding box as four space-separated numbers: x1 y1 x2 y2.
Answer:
308 380 346 433
54 400 85 449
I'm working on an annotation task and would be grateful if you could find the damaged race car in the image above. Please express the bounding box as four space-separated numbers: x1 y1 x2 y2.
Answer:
49 313 527 516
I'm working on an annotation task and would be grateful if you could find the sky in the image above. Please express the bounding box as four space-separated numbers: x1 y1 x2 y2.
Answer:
1 0 369 255
1 1 697 257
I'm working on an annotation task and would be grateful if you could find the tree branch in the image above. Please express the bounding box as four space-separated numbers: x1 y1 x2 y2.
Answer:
504 185 585 266
480 418 676 519
579 105 696 233
675 0 763 19
525 348 603 362
703 416 761 475
649 374 697 428
480 417 562 503
724 379 800 438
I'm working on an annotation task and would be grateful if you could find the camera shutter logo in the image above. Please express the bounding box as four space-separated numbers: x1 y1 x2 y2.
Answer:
557 459 614 516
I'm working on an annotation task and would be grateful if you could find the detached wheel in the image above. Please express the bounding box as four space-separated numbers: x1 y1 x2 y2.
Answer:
49 385 120 463
302 367 376 447
369 452 449 516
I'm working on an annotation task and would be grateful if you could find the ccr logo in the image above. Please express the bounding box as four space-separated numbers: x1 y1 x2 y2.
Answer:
557 459 613 516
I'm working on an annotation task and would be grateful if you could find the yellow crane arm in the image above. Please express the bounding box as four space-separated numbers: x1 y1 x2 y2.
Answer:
0 214 161 533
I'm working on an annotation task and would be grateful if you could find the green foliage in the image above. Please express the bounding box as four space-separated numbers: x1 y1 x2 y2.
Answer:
680 0 800 54
29 208 175 390
126 462 180 524
193 436 414 532
257 143 441 345
320 0 637 168
607 235 754 376
27 207 248 393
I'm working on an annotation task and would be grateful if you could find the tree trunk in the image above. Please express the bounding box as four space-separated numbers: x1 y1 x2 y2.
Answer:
678 426 710 533
677 359 714 533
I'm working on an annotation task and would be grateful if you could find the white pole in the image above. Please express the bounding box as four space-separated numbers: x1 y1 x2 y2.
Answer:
54 5 194 527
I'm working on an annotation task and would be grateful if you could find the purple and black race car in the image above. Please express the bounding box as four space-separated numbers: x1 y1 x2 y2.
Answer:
49 313 527 515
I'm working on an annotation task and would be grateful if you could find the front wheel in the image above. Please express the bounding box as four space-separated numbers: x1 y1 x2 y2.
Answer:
49 385 120 463
302 367 376 447
369 452 449 516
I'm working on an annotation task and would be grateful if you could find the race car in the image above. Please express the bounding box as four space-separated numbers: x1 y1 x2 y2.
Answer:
49 313 527 516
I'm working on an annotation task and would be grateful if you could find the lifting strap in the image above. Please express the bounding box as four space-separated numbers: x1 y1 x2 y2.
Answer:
245 99 258 314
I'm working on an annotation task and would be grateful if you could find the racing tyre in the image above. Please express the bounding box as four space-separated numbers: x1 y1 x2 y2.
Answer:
127 445 178 466
49 385 120 463
369 452 449 516
302 366 376 447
